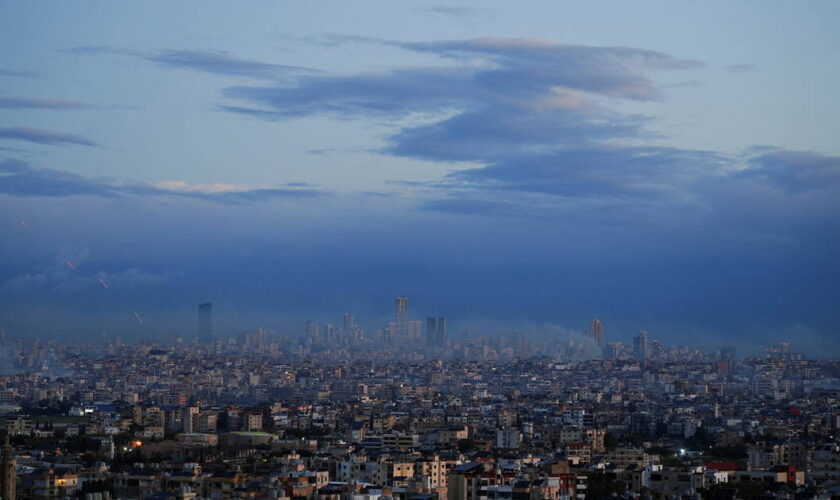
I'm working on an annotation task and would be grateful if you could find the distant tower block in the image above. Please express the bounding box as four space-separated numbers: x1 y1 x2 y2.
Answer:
395 296 408 324
343 313 354 330
198 302 213 344
426 317 447 347
633 330 649 362
589 319 604 347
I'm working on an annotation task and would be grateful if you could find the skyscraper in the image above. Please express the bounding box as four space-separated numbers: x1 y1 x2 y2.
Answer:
305 320 320 344
633 330 649 363
387 296 420 344
588 319 604 347
198 302 213 344
342 313 363 343
343 313 354 331
604 341 622 359
426 317 447 347
395 296 408 324
323 323 335 344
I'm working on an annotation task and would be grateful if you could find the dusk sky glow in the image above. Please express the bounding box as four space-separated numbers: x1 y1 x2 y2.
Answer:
1 1 839 354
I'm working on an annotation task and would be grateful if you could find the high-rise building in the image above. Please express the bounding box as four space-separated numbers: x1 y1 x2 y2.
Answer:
343 313 354 331
198 302 213 344
342 313 363 343
633 330 649 362
426 317 447 347
386 296 421 344
305 320 320 344
323 323 335 344
604 341 622 359
588 319 604 347
395 296 408 324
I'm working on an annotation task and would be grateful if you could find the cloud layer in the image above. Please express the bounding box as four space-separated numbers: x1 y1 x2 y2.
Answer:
215 37 837 224
69 46 316 81
0 159 326 203
0 97 96 110
0 127 97 147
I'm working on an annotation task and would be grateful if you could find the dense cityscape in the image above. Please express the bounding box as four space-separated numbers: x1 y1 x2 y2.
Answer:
4 2 840 500
1 297 839 500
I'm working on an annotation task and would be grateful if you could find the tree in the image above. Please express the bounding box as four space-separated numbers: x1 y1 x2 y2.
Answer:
586 473 625 500
655 422 668 437
709 444 747 460
457 438 474 454
702 482 764 500
603 432 618 450
685 426 714 450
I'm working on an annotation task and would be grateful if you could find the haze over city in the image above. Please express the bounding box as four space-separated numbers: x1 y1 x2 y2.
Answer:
1 1 839 355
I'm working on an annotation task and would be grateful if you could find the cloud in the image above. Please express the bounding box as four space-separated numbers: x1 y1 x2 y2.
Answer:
64 45 144 56
3 262 176 294
419 6 492 19
0 68 38 78
725 63 757 72
153 180 270 194
149 179 324 202
737 148 840 193
68 45 317 80
146 49 317 80
0 127 97 147
220 37 722 216
441 146 725 199
396 38 701 100
215 35 840 246
223 67 472 119
0 159 326 202
0 96 97 110
0 158 114 196
383 103 652 163
223 38 701 124
0 146 35 154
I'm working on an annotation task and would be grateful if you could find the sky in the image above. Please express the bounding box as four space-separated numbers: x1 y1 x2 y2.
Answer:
1 1 839 355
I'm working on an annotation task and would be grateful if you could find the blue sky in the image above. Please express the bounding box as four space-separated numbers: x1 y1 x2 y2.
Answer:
1 1 839 354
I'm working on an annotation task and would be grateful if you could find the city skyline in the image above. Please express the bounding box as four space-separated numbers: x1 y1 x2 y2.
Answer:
1 2 839 354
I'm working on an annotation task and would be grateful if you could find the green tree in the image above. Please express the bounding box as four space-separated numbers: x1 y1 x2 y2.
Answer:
586 473 625 500
702 482 764 500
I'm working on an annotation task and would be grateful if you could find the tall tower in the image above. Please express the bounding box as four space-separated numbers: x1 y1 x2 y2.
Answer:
588 319 604 347
395 296 408 324
198 302 213 344
1 433 15 500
